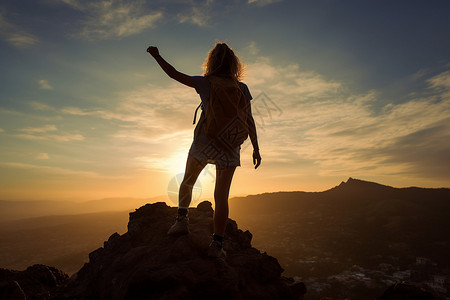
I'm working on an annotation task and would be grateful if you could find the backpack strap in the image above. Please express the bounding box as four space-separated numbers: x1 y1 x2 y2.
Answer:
192 102 203 125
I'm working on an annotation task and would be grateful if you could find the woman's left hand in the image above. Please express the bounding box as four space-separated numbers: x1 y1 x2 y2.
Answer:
253 149 261 169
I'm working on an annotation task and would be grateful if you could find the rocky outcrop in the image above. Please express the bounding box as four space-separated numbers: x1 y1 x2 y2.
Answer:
0 264 68 300
54 201 306 299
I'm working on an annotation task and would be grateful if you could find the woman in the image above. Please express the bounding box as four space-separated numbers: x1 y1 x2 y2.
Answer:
147 42 261 258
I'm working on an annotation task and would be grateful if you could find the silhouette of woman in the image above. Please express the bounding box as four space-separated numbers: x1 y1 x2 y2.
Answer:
147 43 261 258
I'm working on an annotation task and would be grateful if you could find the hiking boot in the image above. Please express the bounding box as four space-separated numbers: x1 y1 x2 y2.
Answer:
207 240 226 258
167 215 189 236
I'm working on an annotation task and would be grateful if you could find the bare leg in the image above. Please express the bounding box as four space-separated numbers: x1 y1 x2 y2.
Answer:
213 166 236 236
178 154 206 208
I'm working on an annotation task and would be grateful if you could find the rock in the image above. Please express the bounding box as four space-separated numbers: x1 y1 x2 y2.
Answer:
0 280 26 300
377 282 434 300
58 201 306 299
0 264 69 300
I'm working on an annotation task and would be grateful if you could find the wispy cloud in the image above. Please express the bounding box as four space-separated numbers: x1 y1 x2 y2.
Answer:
177 0 213 27
0 13 39 48
19 124 57 133
427 70 450 100
0 162 109 178
247 0 282 7
61 0 163 40
21 53 450 184
29 101 56 111
15 125 84 141
246 57 342 98
33 83 200 144
245 41 260 56
38 79 54 90
245 56 450 181
36 153 49 159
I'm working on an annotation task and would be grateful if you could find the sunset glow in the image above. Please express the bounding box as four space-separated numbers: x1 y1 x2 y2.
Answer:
1 0 449 201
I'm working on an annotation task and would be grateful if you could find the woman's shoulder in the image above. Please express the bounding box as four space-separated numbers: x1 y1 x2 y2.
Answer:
237 81 249 89
192 76 210 94
237 81 252 101
192 75 209 83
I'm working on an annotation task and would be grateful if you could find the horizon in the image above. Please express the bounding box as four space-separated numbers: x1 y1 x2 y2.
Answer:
2 177 449 203
1 1 450 201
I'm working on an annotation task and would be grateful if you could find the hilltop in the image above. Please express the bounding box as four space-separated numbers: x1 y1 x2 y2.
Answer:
0 201 306 299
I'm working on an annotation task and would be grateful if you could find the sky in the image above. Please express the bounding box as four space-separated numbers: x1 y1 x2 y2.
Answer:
0 0 449 202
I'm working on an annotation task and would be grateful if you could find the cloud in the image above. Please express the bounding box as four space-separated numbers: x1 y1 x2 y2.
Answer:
26 82 200 147
0 13 39 48
245 57 281 86
427 70 450 100
36 153 49 159
243 56 450 180
247 0 282 6
0 162 109 178
16 125 84 141
177 0 213 27
21 51 450 183
19 124 57 133
246 57 342 98
29 101 56 111
38 80 54 90
61 0 163 40
57 83 199 142
245 41 260 56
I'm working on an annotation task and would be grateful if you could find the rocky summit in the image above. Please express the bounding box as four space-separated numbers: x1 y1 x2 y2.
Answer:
48 201 306 300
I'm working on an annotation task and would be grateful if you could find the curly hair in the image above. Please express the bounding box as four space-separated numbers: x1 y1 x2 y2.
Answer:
203 42 245 81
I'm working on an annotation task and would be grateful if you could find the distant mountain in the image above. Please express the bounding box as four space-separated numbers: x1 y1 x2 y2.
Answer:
229 178 450 298
0 195 169 221
231 177 449 215
230 178 450 262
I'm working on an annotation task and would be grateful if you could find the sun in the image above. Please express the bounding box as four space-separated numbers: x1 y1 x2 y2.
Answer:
164 151 216 207
166 151 189 176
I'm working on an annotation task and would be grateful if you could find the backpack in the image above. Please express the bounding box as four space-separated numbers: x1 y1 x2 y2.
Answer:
193 75 249 150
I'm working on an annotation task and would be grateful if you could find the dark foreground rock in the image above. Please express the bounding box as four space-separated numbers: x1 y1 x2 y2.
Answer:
52 201 306 300
0 264 68 300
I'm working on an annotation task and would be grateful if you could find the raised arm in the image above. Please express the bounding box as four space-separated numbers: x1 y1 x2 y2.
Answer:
147 46 194 88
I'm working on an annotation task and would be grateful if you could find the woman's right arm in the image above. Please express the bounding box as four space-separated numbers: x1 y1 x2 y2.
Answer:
147 46 194 88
